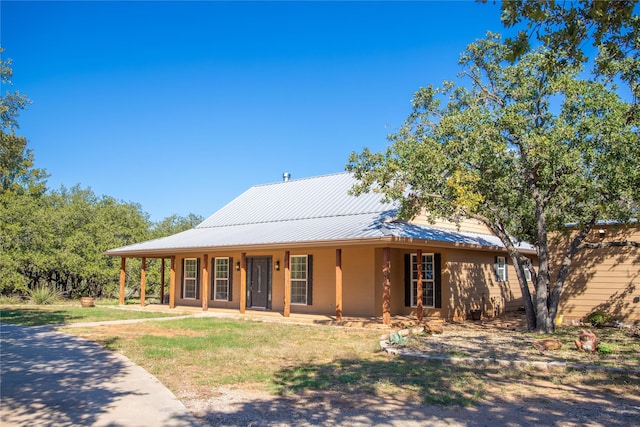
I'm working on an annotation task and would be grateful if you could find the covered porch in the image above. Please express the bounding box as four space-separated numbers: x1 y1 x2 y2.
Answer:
116 247 429 326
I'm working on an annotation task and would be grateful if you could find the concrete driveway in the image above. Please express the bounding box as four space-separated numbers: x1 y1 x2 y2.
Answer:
0 322 200 427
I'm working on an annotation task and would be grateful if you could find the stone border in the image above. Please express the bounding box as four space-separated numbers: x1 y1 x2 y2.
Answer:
379 336 640 375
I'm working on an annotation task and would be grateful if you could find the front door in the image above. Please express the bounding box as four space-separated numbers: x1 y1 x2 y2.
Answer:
247 257 271 309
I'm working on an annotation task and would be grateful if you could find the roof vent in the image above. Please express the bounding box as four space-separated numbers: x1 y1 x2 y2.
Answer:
283 172 291 182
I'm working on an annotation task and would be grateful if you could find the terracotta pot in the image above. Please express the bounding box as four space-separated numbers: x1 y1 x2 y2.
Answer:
81 297 95 307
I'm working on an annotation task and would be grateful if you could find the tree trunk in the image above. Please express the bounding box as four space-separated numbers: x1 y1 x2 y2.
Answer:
533 187 554 333
510 254 536 330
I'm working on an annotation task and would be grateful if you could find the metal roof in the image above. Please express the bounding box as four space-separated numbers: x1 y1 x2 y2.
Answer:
197 172 396 228
106 172 533 256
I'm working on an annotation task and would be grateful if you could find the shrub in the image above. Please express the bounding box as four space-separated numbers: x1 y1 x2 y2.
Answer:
597 344 613 355
586 311 613 327
389 331 408 346
28 285 62 305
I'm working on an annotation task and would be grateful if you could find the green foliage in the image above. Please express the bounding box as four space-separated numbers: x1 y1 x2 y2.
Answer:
498 1 639 105
597 344 613 355
586 311 614 328
27 285 61 305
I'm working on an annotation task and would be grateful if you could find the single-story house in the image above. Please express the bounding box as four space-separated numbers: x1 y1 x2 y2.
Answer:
107 172 535 324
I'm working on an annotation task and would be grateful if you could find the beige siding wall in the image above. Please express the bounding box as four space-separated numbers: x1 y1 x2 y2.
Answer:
551 225 640 323
445 250 528 320
411 214 493 235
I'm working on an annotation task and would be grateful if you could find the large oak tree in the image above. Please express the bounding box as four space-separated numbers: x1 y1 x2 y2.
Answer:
347 33 639 333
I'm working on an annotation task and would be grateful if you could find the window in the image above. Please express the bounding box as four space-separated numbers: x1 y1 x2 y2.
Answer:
495 256 507 282
214 257 230 301
523 258 534 282
183 258 198 299
411 253 435 308
290 255 309 305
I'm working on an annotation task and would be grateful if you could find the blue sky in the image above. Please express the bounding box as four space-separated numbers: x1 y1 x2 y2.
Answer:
2 1 505 221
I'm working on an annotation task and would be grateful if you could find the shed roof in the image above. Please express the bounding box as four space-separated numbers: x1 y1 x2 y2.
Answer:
106 172 533 256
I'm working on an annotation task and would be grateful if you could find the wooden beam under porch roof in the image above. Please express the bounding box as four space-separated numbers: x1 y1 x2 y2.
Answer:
119 257 126 305
382 247 391 326
201 254 209 311
284 251 291 317
335 249 343 322
239 253 247 314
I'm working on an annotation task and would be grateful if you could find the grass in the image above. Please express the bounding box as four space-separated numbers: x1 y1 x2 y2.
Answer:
65 317 640 408
0 304 182 326
6 305 637 408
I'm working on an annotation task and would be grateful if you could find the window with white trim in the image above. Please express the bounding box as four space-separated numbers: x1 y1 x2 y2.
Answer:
183 258 198 299
214 257 230 301
523 258 534 282
411 253 435 308
495 256 507 282
290 255 308 305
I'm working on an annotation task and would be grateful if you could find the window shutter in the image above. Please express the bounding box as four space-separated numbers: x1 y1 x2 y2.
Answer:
404 254 411 307
494 256 499 281
195 258 201 300
307 255 313 305
434 253 442 309
210 258 215 301
180 258 185 299
228 257 233 301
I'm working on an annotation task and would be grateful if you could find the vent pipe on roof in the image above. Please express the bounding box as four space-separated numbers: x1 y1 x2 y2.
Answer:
283 172 291 182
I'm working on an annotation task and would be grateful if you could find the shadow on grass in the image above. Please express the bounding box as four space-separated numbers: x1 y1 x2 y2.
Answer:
0 307 81 326
196 356 640 426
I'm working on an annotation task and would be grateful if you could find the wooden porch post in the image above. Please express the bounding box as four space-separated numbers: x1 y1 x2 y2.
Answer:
335 249 343 322
140 257 146 307
119 257 126 305
382 247 391 326
160 258 165 304
416 249 423 322
169 256 176 309
284 251 291 317
239 253 246 314
201 254 209 311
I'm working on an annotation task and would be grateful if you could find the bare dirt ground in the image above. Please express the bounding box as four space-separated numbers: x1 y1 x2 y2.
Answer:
180 314 640 427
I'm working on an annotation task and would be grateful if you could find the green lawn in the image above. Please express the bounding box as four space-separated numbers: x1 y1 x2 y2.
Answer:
0 305 181 326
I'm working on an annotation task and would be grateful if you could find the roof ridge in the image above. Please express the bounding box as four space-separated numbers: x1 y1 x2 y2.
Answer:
251 171 350 188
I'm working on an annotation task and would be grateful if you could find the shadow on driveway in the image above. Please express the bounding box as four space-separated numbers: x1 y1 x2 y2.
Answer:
0 323 199 426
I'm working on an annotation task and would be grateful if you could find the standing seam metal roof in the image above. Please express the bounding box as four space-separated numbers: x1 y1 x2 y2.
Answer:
106 172 532 256
197 172 395 228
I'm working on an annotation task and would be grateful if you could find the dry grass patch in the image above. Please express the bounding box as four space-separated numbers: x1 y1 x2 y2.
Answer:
66 317 640 409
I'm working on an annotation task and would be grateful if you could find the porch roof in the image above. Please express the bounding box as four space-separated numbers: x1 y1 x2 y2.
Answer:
106 172 535 257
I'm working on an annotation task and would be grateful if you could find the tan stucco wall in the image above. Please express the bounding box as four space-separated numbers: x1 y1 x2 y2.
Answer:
169 244 533 320
551 225 640 323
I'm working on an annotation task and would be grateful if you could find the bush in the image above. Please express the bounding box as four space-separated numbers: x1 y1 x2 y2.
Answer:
28 286 62 305
597 344 613 354
389 331 408 346
586 311 613 327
